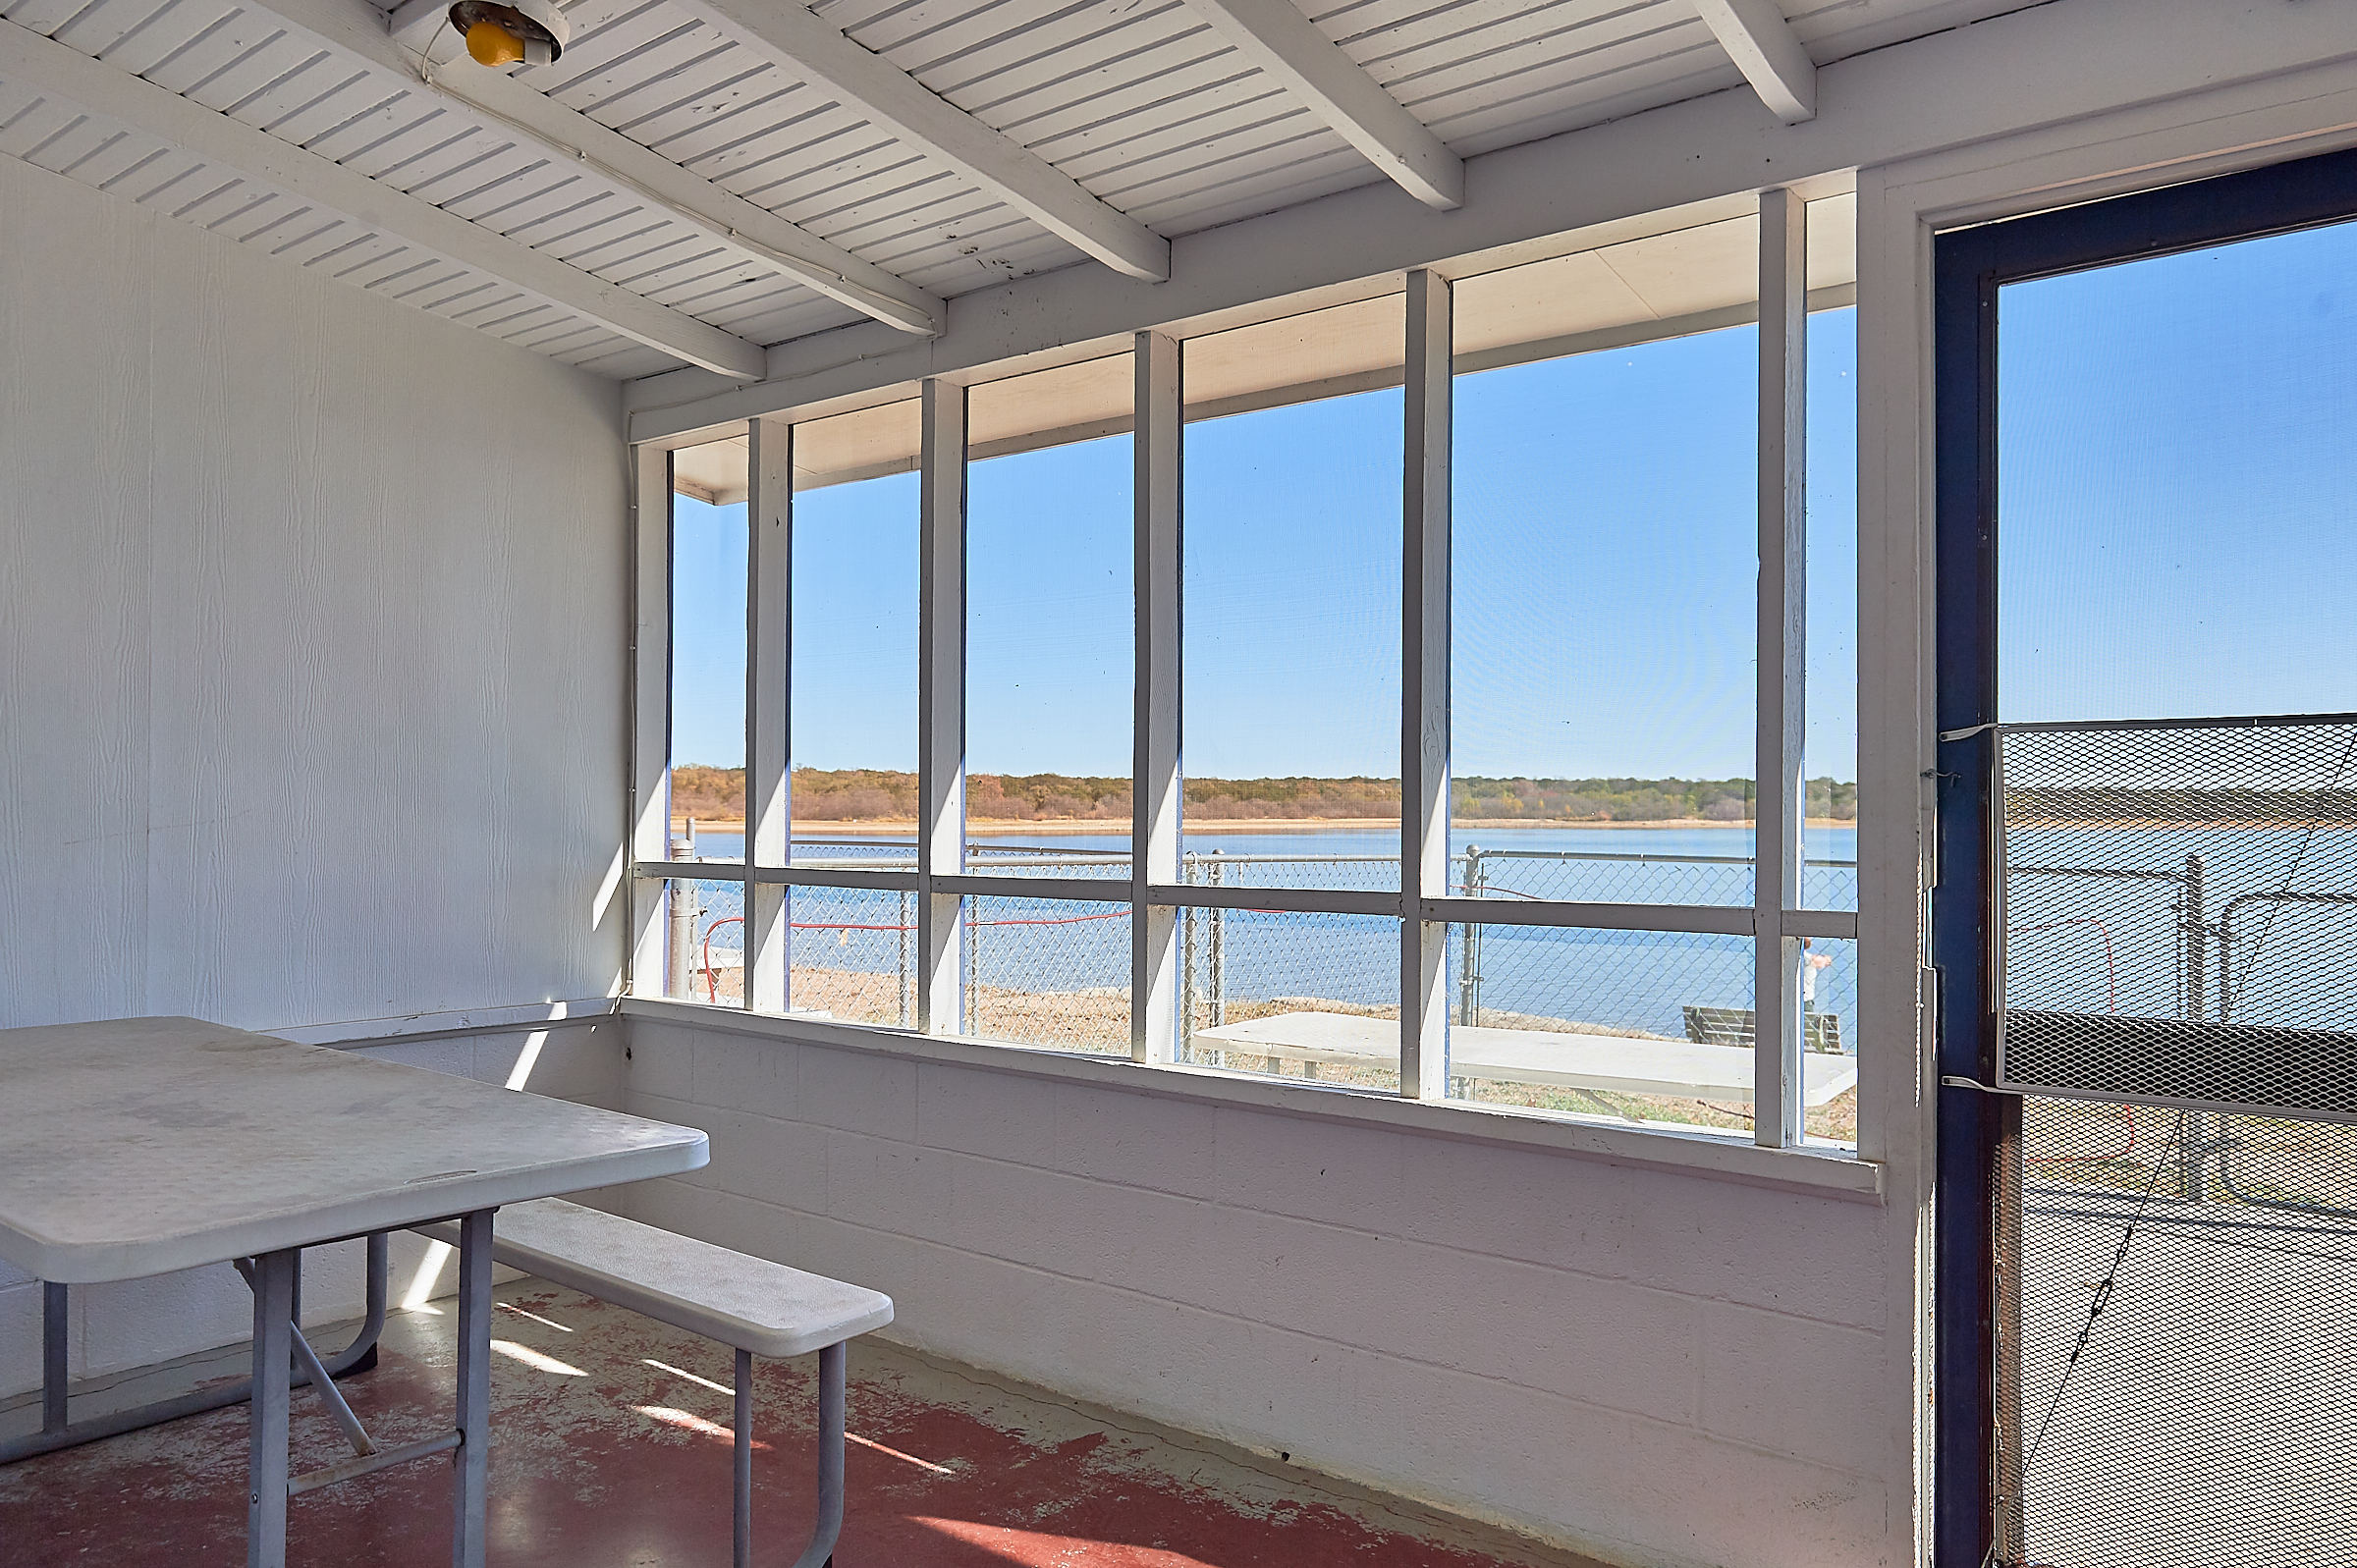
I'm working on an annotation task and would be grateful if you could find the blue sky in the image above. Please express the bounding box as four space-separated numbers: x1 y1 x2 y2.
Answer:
678 207 2357 778
670 306 1862 780
1999 218 2357 724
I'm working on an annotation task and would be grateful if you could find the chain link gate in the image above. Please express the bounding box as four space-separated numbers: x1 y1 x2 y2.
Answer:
1989 713 2357 1568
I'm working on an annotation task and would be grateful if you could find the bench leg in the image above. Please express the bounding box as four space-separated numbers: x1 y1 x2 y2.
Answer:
738 1343 845 1568
737 1342 846 1567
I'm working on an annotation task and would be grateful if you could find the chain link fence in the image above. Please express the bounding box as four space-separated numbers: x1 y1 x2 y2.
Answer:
659 848 1856 1075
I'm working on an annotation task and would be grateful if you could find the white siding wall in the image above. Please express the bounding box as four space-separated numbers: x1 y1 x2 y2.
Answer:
0 149 629 1395
624 1016 1892 1568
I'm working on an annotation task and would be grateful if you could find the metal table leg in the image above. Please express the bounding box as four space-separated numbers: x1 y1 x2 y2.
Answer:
41 1282 67 1434
452 1208 495 1568
247 1250 298 1568
735 1349 753 1568
2 1234 392 1467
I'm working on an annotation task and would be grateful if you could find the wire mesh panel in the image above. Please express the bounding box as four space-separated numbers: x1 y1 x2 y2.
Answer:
962 897 1130 1054
1999 1093 2357 1568
1998 715 2357 1116
783 884 917 1028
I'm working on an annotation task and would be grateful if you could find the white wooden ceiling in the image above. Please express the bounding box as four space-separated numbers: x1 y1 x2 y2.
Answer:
0 0 2018 382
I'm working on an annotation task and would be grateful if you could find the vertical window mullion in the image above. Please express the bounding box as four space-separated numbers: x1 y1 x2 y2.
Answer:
1133 332 1183 1063
1402 268 1453 1100
1755 186 1809 1146
745 416 792 1013
917 380 968 1034
629 445 674 999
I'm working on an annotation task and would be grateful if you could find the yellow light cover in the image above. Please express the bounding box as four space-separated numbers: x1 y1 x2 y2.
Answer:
466 16 525 65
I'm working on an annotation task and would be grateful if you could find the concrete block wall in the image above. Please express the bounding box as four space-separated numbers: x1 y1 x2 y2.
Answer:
622 1014 1891 1568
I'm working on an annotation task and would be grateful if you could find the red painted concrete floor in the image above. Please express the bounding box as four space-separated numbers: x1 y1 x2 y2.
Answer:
0 1283 1601 1568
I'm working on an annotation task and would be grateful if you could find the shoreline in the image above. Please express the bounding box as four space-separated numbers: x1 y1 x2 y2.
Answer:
669 816 1860 836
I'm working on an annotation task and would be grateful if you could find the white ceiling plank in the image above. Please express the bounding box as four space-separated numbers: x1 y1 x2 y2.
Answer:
0 13 769 375
1688 0 1813 123
668 0 1173 280
234 0 947 333
1182 0 1460 207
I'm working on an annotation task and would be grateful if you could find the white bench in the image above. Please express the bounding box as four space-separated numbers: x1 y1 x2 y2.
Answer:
415 1199 892 1568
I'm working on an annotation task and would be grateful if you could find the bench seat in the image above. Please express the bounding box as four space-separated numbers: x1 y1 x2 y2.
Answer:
413 1199 892 1357
413 1196 891 1568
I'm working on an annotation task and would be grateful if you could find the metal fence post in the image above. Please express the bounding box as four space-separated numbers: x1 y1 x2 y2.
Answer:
1458 846 1483 1025
899 889 912 1028
2183 852 2208 1202
964 898 980 1036
1180 853 1198 1061
1209 851 1227 1031
668 826 697 1000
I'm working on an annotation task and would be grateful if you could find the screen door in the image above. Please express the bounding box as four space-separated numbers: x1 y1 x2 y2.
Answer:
1933 147 2357 1568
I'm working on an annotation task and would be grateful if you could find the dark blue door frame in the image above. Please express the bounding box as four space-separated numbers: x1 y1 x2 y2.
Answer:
1928 144 2357 1568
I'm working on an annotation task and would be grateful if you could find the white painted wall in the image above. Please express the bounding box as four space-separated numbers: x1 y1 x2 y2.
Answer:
0 148 630 1396
621 1012 1890 1568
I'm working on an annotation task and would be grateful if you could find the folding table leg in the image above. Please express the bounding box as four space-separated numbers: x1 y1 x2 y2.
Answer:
735 1349 753 1568
247 1250 298 1568
452 1209 495 1568
41 1282 67 1434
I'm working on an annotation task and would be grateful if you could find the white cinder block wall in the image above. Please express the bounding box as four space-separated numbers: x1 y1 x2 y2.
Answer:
0 149 630 1395
623 1014 1890 1568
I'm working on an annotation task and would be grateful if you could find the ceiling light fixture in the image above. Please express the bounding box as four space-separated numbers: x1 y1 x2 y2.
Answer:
448 0 567 67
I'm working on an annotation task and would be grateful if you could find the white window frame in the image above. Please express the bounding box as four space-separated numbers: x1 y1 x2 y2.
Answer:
627 189 1861 1153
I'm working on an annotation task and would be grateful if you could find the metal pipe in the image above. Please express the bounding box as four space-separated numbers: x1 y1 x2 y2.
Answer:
669 828 698 1000
248 1250 297 1568
790 1341 848 1568
964 897 980 1035
1458 846 1482 1026
1180 855 1197 1060
288 1431 463 1497
452 1210 495 1568
288 1324 376 1457
898 890 913 1027
41 1282 67 1433
1208 852 1227 1032
2184 853 2208 1203
735 1349 753 1568
0 1237 391 1466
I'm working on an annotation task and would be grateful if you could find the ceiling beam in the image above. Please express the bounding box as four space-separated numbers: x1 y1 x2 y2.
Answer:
671 0 1172 282
384 0 447 48
1690 0 1816 123
263 0 944 335
1183 0 1461 209
0 15 768 378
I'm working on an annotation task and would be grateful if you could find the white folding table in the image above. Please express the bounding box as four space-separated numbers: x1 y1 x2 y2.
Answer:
0 1015 710 1568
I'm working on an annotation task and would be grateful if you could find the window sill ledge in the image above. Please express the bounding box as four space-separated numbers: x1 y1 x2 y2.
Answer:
619 997 1884 1204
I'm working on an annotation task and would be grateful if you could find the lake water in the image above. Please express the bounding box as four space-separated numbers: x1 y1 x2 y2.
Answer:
665 823 1865 1051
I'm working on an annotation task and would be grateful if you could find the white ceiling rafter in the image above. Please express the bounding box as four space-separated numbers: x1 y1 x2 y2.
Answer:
1182 0 1462 209
660 0 1174 282
248 0 945 334
0 12 769 376
1689 0 1816 124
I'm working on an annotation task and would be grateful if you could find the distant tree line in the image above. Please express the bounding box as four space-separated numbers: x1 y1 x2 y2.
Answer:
671 765 1860 824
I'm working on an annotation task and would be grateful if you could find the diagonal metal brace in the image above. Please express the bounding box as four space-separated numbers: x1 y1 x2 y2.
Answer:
234 1257 378 1457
